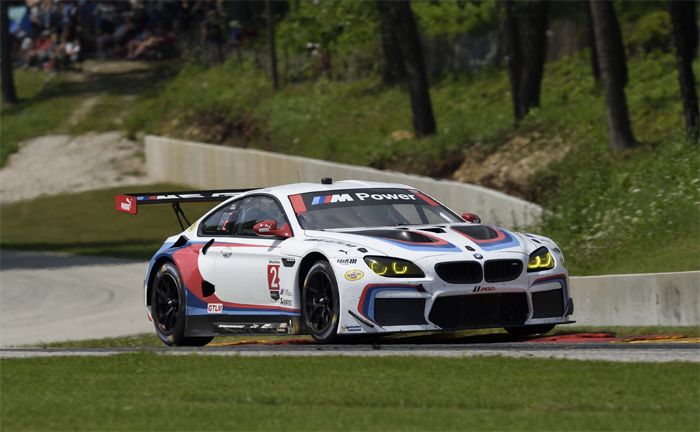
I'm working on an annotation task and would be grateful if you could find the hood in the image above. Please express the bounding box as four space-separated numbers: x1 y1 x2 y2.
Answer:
304 224 535 259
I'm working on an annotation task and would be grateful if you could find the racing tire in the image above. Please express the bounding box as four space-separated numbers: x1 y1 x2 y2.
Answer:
302 261 341 343
505 324 556 337
151 262 213 347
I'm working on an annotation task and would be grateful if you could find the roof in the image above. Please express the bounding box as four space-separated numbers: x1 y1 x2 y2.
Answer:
258 179 415 196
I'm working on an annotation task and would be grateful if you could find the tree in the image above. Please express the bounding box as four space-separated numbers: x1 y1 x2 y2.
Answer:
265 0 279 90
586 1 600 82
375 0 436 137
1 0 18 104
669 0 699 142
502 0 549 124
376 2 405 85
590 0 635 151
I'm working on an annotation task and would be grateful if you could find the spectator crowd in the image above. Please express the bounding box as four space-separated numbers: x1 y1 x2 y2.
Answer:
8 0 251 72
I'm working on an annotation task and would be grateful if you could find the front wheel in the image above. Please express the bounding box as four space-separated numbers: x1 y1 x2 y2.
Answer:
151 262 213 347
302 261 340 343
505 324 556 337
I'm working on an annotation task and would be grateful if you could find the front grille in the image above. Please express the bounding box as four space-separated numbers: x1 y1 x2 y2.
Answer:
435 261 483 284
428 293 529 329
373 298 427 326
532 289 565 318
484 259 523 283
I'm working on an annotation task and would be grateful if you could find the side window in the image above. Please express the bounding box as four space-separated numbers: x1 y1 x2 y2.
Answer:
198 200 242 236
235 196 288 236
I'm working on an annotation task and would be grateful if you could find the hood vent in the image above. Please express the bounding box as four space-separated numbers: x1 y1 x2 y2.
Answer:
420 227 446 234
452 225 500 240
343 229 439 244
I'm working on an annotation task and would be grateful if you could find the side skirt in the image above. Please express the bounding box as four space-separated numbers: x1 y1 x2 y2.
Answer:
186 315 302 337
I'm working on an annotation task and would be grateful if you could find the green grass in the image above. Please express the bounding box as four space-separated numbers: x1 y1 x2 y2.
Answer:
31 326 700 348
1 354 698 431
2 54 698 275
0 61 178 166
0 184 213 259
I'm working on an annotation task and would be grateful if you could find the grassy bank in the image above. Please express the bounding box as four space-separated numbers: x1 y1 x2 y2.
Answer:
2 354 698 431
0 61 177 166
0 184 212 259
122 53 699 275
1 53 698 275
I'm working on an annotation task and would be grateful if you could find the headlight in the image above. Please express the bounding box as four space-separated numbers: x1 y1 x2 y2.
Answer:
527 247 555 272
363 256 425 278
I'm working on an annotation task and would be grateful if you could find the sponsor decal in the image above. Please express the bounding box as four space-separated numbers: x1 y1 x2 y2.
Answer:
337 258 358 265
207 303 223 313
311 192 418 205
344 269 364 281
267 261 281 300
115 194 137 214
472 286 496 293
306 238 358 248
282 258 296 267
281 299 292 306
344 325 362 332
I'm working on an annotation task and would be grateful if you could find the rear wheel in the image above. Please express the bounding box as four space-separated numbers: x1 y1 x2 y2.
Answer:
302 261 340 343
151 262 213 347
505 324 555 337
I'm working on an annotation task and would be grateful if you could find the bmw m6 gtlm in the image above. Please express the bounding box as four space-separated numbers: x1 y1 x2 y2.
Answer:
116 179 573 345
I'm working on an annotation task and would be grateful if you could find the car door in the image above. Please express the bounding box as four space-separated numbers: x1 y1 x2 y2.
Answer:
210 195 291 309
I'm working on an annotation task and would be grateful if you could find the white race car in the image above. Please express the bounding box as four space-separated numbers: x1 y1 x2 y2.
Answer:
116 179 573 346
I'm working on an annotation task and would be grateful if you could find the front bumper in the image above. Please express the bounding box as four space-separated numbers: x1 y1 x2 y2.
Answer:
337 268 574 334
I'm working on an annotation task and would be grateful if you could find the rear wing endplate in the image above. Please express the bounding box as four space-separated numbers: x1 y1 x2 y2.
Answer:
115 189 254 230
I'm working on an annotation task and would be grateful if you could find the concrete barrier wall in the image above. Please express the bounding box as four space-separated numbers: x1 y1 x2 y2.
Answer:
145 135 542 227
144 136 700 326
569 271 700 326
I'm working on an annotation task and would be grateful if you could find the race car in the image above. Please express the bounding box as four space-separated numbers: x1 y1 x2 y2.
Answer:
116 179 573 346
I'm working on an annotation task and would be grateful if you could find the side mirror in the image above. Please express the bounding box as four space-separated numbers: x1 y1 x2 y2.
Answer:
461 212 481 224
253 220 292 238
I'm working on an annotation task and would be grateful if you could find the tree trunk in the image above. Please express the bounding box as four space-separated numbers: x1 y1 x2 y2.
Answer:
501 0 548 124
586 1 600 82
503 0 523 124
375 0 436 137
669 0 699 142
518 0 548 114
376 0 405 85
265 0 279 90
1 0 18 104
590 0 635 151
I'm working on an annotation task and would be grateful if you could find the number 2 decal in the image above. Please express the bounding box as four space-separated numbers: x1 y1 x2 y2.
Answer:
267 263 280 300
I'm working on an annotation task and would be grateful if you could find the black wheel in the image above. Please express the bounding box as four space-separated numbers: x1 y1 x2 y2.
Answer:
151 262 213 347
505 324 556 337
302 261 340 343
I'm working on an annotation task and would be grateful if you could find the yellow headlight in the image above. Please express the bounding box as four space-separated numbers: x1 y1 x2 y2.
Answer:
528 248 555 271
363 256 424 278
392 262 408 275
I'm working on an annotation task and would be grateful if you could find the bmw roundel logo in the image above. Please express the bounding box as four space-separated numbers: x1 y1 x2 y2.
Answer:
473 253 483 259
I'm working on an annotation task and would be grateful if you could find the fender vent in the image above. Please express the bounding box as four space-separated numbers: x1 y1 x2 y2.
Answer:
202 280 216 297
170 235 189 249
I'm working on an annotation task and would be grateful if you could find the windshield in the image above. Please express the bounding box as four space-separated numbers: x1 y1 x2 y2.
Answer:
288 188 462 230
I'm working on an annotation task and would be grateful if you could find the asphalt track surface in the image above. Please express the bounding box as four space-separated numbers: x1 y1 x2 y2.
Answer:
0 250 152 347
1 343 698 362
1 250 698 362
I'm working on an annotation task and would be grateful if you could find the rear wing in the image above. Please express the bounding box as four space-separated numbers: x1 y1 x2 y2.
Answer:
115 189 254 229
